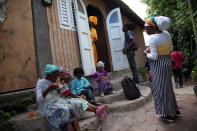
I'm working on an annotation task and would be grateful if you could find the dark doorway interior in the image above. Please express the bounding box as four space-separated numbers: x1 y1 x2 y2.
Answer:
87 5 111 72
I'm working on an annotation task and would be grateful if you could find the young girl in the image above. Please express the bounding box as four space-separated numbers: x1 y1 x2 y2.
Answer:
70 67 96 104
59 68 107 118
93 61 113 96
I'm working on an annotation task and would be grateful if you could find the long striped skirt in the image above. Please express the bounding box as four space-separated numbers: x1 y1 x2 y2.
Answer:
149 55 178 117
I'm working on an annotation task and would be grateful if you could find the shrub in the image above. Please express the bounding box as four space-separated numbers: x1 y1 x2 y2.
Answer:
138 67 147 81
191 65 197 83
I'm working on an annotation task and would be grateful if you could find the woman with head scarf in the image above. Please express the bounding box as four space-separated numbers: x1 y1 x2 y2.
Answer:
35 64 80 131
144 16 181 122
89 16 99 65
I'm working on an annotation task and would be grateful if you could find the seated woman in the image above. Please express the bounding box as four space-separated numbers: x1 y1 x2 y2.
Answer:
35 64 80 131
93 61 113 96
59 68 107 118
70 68 96 104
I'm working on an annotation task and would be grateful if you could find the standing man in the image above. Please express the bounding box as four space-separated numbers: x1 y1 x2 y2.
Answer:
122 23 139 84
171 47 184 88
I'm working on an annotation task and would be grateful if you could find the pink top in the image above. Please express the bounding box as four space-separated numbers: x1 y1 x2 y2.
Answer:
171 51 184 69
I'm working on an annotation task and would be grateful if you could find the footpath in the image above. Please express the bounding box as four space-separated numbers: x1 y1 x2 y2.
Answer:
101 80 197 131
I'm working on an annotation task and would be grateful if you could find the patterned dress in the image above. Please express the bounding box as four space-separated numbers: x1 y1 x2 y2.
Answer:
36 79 77 131
60 84 89 116
93 69 113 94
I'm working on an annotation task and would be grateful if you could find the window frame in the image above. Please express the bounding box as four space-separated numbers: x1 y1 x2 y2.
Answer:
57 0 77 31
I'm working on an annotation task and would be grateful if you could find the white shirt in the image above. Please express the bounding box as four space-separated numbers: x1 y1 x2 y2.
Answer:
35 79 59 111
146 31 173 60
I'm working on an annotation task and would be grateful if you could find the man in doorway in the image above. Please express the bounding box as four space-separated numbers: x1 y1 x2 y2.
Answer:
171 46 184 88
122 23 139 84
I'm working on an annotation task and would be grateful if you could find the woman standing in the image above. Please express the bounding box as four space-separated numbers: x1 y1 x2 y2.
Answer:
144 16 180 122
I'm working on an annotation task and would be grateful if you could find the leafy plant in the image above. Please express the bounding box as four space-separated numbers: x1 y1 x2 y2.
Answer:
138 67 147 81
0 110 11 122
192 64 197 83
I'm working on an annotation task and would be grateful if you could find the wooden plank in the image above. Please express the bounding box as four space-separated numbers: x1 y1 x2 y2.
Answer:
61 29 68 68
69 31 77 69
72 31 80 67
74 31 81 67
53 0 66 67
46 8 57 64
51 1 61 65
62 29 70 69
0 0 37 93
66 29 73 69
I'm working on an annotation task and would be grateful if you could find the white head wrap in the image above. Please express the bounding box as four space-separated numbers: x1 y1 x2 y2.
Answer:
97 61 105 68
155 16 171 31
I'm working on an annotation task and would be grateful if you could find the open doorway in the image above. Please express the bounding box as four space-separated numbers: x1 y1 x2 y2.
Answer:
87 5 111 72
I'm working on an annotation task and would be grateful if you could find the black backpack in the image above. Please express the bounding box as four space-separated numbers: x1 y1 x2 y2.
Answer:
121 76 141 100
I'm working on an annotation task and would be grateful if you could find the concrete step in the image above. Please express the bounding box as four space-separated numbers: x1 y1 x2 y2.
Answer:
9 84 151 131
0 71 132 113
96 89 125 104
108 85 152 113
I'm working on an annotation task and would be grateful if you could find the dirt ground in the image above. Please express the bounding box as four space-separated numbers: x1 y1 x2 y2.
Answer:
102 84 197 131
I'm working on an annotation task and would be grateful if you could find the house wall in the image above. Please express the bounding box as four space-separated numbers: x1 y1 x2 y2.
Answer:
46 0 81 72
135 27 146 67
0 0 37 93
84 0 145 69
84 0 113 70
84 0 107 17
47 0 145 74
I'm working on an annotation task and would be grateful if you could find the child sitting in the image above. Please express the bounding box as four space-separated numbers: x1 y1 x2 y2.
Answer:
70 67 96 104
93 61 113 96
59 68 107 118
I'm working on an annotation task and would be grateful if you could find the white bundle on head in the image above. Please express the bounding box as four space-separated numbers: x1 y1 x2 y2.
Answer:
97 61 105 68
155 16 171 31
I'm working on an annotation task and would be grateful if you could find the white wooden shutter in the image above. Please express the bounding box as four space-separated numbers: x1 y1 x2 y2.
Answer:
106 8 129 71
70 0 77 28
59 0 70 26
75 0 96 75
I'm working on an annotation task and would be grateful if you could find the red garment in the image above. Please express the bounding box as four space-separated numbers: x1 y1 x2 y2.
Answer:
171 51 184 69
63 89 72 97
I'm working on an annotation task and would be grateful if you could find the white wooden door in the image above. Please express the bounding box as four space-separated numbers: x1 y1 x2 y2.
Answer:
106 8 129 71
75 0 96 75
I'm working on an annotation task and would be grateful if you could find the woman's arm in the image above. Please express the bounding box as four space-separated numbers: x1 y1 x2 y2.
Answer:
93 73 100 81
36 81 45 104
83 77 90 87
146 44 158 60
70 80 77 95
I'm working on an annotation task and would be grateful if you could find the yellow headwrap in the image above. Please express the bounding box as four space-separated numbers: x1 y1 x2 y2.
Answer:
89 16 98 26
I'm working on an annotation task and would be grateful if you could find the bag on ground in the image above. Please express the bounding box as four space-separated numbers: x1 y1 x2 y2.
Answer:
121 76 141 100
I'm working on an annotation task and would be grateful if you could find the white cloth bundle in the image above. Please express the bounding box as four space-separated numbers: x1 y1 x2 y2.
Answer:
155 16 171 31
